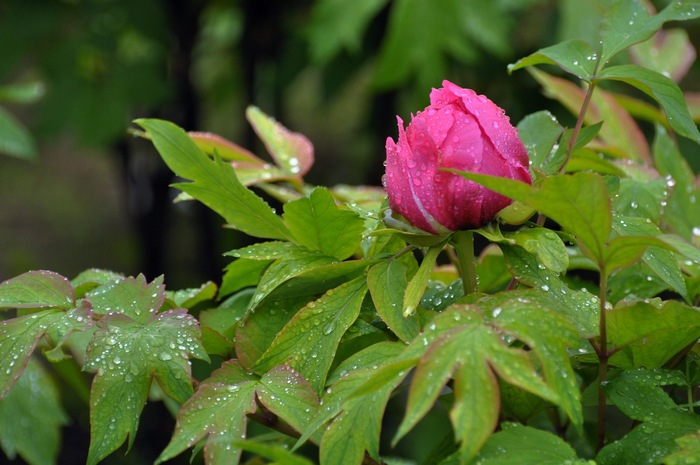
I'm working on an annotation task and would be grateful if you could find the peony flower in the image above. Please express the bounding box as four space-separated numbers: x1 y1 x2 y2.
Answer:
383 80 532 234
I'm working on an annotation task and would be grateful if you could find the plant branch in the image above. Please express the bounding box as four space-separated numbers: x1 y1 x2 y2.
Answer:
562 79 597 172
596 270 609 452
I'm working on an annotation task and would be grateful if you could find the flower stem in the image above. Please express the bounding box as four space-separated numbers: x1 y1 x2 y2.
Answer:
562 79 597 173
453 230 478 296
596 270 609 452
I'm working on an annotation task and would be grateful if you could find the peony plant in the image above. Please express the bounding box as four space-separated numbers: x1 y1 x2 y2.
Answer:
1 2 700 465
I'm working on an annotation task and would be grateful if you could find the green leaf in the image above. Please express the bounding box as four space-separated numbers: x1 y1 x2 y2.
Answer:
232 440 315 465
307 0 390 63
367 260 420 343
499 244 599 337
0 81 45 104
246 250 338 311
253 277 368 393
516 110 563 173
508 39 598 80
607 301 700 369
614 177 668 223
614 216 690 302
256 366 320 434
456 171 614 264
395 307 559 462
235 296 308 369
166 281 217 308
71 269 124 298
302 342 407 465
156 361 258 465
599 64 700 144
0 310 81 398
664 432 700 465
603 235 656 277
0 359 68 465
0 270 74 310
86 274 164 322
467 424 592 465
135 118 292 241
508 227 569 274
246 106 313 177
653 125 700 239
403 244 443 316
84 309 208 465
597 367 700 465
219 258 270 298
600 0 700 65
284 187 365 260
630 27 695 83
495 302 583 429
0 106 35 159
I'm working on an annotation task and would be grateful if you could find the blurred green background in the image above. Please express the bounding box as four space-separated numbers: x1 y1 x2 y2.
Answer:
0 0 698 287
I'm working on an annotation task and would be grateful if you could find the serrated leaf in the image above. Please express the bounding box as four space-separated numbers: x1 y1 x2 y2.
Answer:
297 342 407 465
600 0 700 65
508 39 598 80
367 260 419 343
246 106 313 177
516 110 563 173
599 64 700 144
71 269 124 298
0 359 68 465
0 270 74 310
84 309 208 465
253 277 368 393
283 187 365 260
86 274 164 323
156 361 258 465
0 309 82 398
607 300 700 369
468 424 592 465
494 302 583 428
135 118 292 241
166 281 217 308
395 306 560 462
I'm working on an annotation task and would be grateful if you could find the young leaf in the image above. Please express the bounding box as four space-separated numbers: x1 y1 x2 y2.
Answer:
84 309 208 465
86 275 164 322
283 187 365 260
367 260 420 342
468 424 592 465
599 64 700 144
607 300 700 369
253 277 368 393
0 270 74 310
403 244 443 316
156 361 258 465
508 39 598 80
246 106 314 177
0 359 68 465
135 118 292 241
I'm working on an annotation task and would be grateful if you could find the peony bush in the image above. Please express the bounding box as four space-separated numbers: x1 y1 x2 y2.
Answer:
1 2 700 465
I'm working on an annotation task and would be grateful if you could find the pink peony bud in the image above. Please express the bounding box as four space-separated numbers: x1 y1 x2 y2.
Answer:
383 80 532 234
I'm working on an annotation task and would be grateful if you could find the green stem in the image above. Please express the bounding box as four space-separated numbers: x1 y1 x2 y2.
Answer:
562 79 597 173
453 230 478 296
596 270 609 452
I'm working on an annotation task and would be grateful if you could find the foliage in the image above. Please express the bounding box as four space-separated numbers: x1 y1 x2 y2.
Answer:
1 1 700 465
